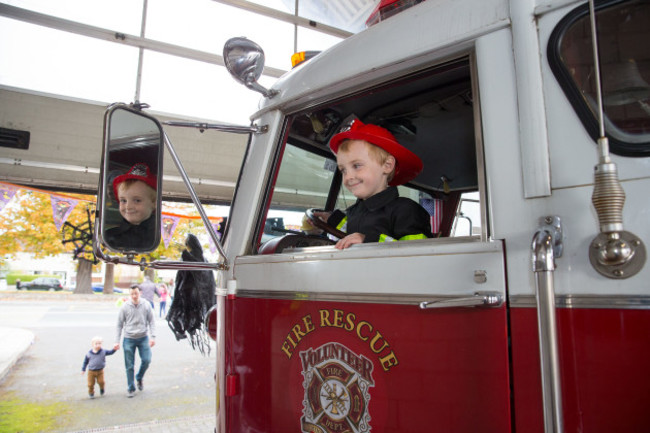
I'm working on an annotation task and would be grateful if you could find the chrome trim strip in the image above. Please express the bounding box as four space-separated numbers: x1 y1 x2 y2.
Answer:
233 289 506 306
510 294 650 309
233 290 650 310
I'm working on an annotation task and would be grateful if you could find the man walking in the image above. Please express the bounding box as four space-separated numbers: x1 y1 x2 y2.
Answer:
139 275 159 309
114 285 156 397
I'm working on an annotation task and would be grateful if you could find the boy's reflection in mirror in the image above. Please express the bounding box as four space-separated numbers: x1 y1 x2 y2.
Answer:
104 163 157 250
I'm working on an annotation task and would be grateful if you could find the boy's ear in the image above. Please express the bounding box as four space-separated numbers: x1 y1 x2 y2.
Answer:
383 155 396 173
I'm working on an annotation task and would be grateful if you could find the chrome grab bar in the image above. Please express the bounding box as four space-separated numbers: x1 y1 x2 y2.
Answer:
532 216 564 433
419 291 503 309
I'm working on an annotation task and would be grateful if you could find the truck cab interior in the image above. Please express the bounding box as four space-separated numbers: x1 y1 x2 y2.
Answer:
256 55 486 253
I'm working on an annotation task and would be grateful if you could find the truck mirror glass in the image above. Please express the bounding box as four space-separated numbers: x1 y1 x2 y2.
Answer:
100 105 164 253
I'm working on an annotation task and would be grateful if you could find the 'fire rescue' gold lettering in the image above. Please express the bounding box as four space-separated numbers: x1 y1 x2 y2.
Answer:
282 309 399 372
356 321 372 341
281 314 315 358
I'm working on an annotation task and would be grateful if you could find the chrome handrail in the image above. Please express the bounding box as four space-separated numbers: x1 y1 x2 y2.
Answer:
419 291 503 309
531 216 563 433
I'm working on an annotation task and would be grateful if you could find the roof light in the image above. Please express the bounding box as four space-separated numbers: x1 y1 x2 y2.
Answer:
291 51 320 68
366 0 425 27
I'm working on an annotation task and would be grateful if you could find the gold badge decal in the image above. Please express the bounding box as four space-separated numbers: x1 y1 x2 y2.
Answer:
300 343 374 433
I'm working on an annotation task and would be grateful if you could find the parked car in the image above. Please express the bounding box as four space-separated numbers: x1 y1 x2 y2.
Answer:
92 284 122 294
20 277 64 291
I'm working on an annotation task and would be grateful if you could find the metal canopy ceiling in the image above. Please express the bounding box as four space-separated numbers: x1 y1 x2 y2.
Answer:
0 0 378 200
0 87 247 203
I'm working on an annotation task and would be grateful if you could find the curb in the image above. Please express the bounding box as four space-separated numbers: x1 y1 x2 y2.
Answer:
0 327 34 383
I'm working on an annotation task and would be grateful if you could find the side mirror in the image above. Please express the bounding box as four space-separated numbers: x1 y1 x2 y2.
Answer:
224 37 277 98
98 104 164 253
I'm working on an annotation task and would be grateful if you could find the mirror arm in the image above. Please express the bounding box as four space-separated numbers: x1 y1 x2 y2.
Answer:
162 121 268 134
163 132 229 269
142 260 225 271
246 80 278 99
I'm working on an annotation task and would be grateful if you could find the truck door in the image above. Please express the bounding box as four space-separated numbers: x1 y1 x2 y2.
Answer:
226 56 512 432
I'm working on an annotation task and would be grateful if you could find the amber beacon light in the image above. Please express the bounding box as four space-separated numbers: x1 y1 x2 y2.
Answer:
291 51 320 68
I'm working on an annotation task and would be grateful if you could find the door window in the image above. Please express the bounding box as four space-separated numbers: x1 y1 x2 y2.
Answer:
257 57 485 252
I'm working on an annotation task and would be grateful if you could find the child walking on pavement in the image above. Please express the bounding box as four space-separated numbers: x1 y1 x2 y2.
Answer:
81 336 118 398
158 283 169 317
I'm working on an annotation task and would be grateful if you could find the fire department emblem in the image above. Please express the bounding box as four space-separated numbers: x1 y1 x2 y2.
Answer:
300 343 374 433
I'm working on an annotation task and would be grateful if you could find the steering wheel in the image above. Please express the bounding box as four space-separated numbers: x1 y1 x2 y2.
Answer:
305 208 347 239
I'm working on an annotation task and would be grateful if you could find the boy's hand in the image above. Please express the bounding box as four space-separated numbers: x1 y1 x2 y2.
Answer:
311 211 331 222
81 371 85 375
335 233 365 249
301 214 321 235
113 343 120 351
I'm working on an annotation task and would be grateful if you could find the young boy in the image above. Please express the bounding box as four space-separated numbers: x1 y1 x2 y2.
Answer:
81 336 118 398
104 163 157 249
312 119 432 249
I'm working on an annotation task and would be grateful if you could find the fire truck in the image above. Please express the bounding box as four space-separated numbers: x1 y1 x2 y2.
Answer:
96 0 650 431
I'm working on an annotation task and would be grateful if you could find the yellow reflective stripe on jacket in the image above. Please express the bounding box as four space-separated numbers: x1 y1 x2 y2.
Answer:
400 234 428 241
337 217 347 232
379 233 428 243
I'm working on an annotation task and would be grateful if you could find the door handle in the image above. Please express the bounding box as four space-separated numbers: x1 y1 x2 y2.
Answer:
419 291 503 309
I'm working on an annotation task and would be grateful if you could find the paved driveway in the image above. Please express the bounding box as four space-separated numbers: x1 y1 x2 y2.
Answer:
0 292 216 432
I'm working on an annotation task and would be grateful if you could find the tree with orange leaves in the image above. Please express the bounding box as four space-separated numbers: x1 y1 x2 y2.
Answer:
0 186 210 293
0 188 96 293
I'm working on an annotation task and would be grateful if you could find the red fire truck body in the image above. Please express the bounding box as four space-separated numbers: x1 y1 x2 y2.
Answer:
208 1 650 432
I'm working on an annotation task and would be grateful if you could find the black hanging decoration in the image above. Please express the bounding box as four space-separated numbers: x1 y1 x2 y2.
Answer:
166 234 216 355
61 206 99 264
